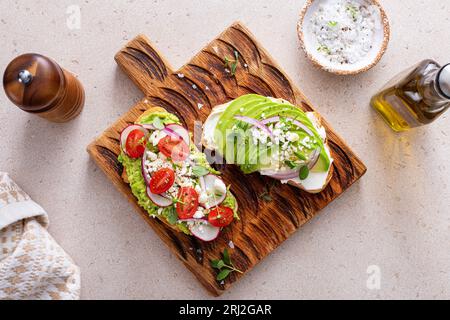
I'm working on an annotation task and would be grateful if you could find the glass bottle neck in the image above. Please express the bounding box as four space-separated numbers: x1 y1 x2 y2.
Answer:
419 64 450 111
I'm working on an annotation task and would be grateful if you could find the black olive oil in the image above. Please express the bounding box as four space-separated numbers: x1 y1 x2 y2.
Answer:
371 60 450 132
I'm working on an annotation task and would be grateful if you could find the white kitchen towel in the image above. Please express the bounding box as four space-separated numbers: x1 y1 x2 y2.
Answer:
0 172 80 300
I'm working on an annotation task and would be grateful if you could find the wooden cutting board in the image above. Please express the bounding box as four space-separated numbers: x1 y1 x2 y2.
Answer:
87 22 366 296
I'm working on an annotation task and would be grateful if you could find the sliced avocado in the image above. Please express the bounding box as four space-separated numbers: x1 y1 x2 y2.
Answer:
240 137 276 174
311 152 331 173
218 99 272 132
215 95 268 153
239 101 280 119
216 94 266 128
214 95 331 174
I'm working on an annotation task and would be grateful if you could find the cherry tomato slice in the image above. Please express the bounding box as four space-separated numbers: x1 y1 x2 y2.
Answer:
149 168 175 194
208 206 234 228
176 187 199 219
157 135 189 162
125 129 146 158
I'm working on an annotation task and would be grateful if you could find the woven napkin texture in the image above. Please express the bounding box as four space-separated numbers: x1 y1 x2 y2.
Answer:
0 172 80 300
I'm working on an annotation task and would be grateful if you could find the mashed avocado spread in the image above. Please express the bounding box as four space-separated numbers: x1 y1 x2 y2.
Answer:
118 111 238 235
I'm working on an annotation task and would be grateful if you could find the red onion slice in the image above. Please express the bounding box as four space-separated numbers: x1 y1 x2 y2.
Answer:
234 115 273 137
162 127 181 141
261 116 314 137
261 116 280 125
120 124 149 156
261 168 300 180
163 124 190 145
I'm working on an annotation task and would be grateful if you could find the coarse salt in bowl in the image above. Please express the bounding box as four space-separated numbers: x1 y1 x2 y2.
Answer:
298 0 390 75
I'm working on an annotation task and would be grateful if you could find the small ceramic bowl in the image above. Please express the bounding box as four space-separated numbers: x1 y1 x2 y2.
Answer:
297 0 390 75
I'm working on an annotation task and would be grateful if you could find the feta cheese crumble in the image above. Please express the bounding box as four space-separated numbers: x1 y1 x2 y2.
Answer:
309 0 381 65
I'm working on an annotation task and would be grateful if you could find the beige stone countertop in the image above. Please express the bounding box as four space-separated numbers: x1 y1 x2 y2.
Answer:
0 0 449 300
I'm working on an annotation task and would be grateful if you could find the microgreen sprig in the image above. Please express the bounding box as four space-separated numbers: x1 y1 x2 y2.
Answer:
211 249 243 281
165 206 178 225
346 4 358 21
259 180 277 203
172 198 185 205
328 20 338 27
224 51 240 76
317 45 331 55
192 165 210 177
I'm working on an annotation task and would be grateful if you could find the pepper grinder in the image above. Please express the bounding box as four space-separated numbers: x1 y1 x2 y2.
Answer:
3 53 85 123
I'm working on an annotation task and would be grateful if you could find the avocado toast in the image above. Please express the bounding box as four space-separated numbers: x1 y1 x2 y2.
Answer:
119 107 238 241
202 94 334 193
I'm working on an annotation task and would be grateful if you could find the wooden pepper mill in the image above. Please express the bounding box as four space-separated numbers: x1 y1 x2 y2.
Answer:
3 53 85 123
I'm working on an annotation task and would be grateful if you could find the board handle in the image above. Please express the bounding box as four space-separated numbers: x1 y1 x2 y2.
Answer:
115 34 173 95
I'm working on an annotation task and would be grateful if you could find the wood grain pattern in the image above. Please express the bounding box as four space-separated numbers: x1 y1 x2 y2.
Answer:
87 22 367 296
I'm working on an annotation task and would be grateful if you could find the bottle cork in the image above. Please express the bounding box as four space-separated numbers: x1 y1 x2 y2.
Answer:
3 53 85 123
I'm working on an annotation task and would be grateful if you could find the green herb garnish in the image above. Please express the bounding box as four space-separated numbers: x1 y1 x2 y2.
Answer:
192 165 210 177
346 4 358 21
224 51 239 76
328 21 338 27
285 160 297 169
294 151 307 161
165 206 178 225
259 180 277 203
138 136 147 146
152 117 165 130
261 194 273 202
172 198 185 205
317 45 331 55
299 165 310 180
211 249 243 282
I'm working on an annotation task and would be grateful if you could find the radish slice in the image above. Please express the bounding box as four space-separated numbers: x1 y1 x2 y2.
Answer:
146 186 172 207
189 221 220 242
164 124 190 145
120 124 149 156
141 156 151 186
199 176 206 192
201 175 227 209
178 218 206 224
142 124 156 130
198 176 207 208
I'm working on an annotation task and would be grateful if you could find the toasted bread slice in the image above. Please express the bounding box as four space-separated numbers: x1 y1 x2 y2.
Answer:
123 107 186 234
202 98 333 193
287 164 333 193
124 107 239 235
136 107 168 123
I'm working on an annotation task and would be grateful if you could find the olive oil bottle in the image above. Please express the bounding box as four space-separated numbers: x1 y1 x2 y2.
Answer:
371 60 450 131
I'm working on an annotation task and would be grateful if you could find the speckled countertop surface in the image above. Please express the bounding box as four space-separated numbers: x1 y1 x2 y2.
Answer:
0 0 449 299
